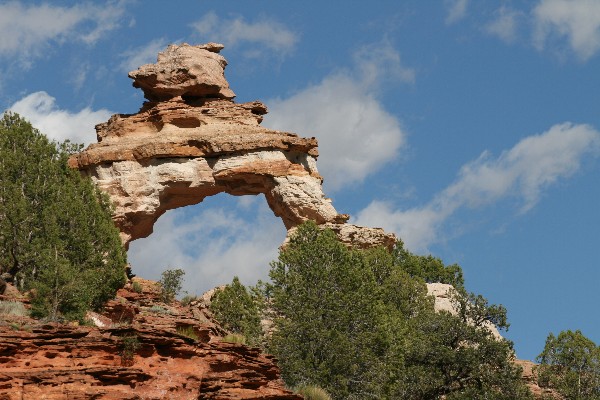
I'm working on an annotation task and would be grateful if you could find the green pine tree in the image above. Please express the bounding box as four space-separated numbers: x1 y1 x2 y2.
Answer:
0 112 126 321
267 221 532 399
210 276 263 346
537 330 600 399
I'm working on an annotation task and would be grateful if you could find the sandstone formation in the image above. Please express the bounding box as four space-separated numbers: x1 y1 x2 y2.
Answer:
69 43 395 250
129 42 235 101
0 279 301 399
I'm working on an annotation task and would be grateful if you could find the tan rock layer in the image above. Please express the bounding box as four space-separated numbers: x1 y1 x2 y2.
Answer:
514 360 563 399
68 99 318 169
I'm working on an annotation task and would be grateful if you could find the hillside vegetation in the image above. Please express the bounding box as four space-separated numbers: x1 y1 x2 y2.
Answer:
212 222 533 399
0 112 126 321
2 112 599 399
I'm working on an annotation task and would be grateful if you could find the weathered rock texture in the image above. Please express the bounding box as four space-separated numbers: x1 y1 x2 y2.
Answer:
130 43 235 101
0 283 554 400
69 43 395 250
0 279 301 400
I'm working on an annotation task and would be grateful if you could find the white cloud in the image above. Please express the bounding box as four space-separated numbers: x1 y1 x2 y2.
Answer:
356 123 600 252
77 1 127 45
445 0 469 24
9 91 112 146
127 196 287 296
190 11 298 57
353 41 416 85
486 7 521 43
263 43 412 191
356 202 443 253
0 1 126 66
120 37 170 72
533 0 600 60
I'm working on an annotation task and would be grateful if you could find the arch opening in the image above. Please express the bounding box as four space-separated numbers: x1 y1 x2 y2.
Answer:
127 193 286 296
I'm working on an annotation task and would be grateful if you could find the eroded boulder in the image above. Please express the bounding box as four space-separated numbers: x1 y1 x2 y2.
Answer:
129 42 235 101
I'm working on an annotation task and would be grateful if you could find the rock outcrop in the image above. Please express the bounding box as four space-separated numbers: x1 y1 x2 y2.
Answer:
0 279 301 399
69 43 395 250
515 360 563 399
427 282 503 340
129 42 235 101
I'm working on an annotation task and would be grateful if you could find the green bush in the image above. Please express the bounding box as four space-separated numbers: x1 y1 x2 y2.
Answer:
158 268 185 303
147 305 172 315
392 240 464 289
537 330 600 399
9 322 32 331
209 276 263 346
120 334 140 366
132 281 143 293
0 300 28 317
222 333 247 345
180 294 197 306
176 325 199 341
0 113 126 321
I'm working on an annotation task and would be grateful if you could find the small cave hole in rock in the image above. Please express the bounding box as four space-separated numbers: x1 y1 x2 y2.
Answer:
170 117 202 128
181 94 208 105
127 193 286 297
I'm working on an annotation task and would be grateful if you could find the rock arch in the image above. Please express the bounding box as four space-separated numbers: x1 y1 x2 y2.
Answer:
69 43 395 250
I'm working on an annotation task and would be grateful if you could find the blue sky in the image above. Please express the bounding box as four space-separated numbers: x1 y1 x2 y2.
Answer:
1 0 599 361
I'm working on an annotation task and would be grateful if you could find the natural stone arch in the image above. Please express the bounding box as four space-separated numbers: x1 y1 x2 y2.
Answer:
87 149 346 246
69 43 395 250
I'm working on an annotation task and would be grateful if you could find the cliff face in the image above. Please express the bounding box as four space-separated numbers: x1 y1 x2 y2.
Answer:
68 43 396 250
0 280 301 400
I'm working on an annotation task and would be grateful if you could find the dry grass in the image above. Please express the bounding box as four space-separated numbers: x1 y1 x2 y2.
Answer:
222 333 246 345
0 300 28 317
294 384 332 400
176 325 199 341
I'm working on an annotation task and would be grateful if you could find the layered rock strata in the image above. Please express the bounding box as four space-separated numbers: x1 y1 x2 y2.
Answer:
69 43 395 249
0 279 301 400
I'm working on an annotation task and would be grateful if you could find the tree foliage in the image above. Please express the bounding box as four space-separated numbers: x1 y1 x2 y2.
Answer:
392 241 464 289
537 330 600 399
0 112 126 320
267 221 531 399
158 268 185 303
402 291 528 399
210 276 263 346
